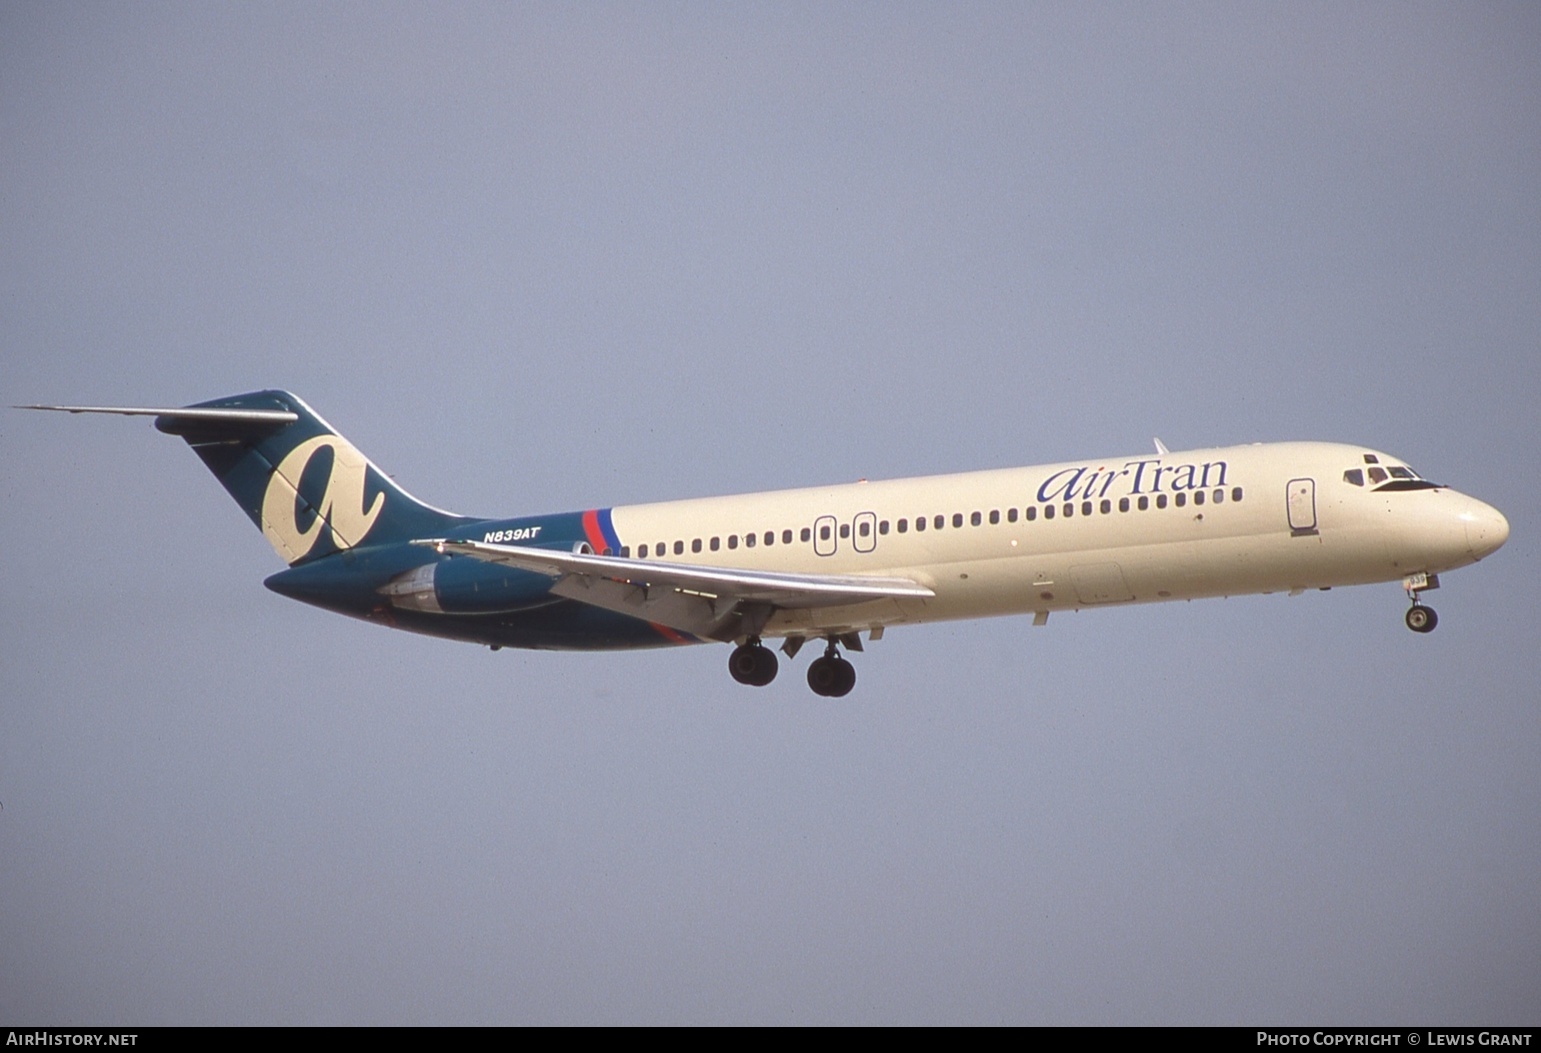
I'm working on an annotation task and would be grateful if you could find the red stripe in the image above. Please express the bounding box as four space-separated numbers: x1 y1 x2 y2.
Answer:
581 509 605 553
650 622 692 645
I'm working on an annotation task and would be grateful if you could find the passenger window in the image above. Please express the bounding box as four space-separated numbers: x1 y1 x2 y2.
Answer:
639 544 649 558
782 529 793 545
801 527 811 542
818 525 830 541
1231 487 1243 502
952 513 964 528
1193 491 1205 506
1138 496 1149 511
1007 508 1018 523
692 538 702 553
915 516 926 532
1025 506 1037 521
1064 503 1074 518
728 535 738 550
898 518 908 533
1082 501 1093 516
673 540 684 555
764 531 774 546
858 521 870 537
1156 494 1168 509
1044 505 1055 520
1175 492 1186 508
711 537 720 551
989 510 1000 525
745 532 756 548
620 546 630 558
878 520 889 535
934 515 944 530
968 511 980 527
1343 469 1364 486
839 523 850 539
1213 489 1224 504
1119 497 1130 512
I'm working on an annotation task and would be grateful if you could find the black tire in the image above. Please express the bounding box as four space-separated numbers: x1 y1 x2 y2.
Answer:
1405 605 1438 633
807 656 838 696
729 643 777 686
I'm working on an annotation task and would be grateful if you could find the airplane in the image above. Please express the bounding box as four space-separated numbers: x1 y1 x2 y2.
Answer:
23 390 1509 696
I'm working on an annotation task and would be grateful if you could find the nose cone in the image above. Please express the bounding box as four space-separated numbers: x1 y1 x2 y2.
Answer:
1464 499 1510 560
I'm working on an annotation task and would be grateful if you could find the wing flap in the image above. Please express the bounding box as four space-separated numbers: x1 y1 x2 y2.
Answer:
416 538 934 640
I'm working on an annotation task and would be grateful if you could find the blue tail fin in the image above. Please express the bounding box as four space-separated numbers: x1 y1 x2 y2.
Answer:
158 390 472 565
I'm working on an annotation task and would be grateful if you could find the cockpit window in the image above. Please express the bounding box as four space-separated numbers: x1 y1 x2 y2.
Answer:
1388 466 1416 479
1343 469 1364 486
1368 466 1388 484
1363 454 1380 464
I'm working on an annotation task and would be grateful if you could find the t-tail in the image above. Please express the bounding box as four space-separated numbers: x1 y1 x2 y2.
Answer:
23 390 472 565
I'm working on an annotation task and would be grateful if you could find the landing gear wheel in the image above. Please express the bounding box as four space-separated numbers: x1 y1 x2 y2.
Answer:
807 655 856 697
1405 605 1438 633
728 641 779 686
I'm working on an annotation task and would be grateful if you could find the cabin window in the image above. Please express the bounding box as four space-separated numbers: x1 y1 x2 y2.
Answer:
745 532 756 548
1231 487 1243 502
934 515 945 530
1156 494 1168 509
915 516 926 532
711 537 720 551
1100 499 1111 514
673 540 684 555
858 520 870 537
801 527 811 542
764 531 774 546
1344 469 1364 487
728 535 739 550
1025 506 1037 521
839 523 850 539
692 538 702 553
639 544 649 558
1213 489 1224 504
1193 490 1205 506
966 511 978 527
1175 492 1187 508
897 518 908 533
1081 501 1093 516
879 520 889 535
1007 507 1018 523
1044 504 1055 520
1119 497 1130 512
989 509 1000 525
782 529 793 544
1064 503 1074 518
818 525 830 541
620 546 630 558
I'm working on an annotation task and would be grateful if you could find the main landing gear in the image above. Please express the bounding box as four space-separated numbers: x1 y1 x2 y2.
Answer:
806 640 857 698
727 636 858 696
727 638 779 687
1403 572 1439 634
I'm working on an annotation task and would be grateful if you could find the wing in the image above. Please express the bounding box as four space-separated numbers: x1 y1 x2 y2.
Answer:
417 538 934 642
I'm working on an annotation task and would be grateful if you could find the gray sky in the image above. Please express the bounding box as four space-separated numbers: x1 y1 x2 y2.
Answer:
3 2 1537 1025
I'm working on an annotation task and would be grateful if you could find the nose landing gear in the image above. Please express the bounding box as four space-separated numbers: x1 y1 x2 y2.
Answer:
1403 572 1440 634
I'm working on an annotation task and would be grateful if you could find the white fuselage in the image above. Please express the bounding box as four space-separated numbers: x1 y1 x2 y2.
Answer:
607 441 1508 639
